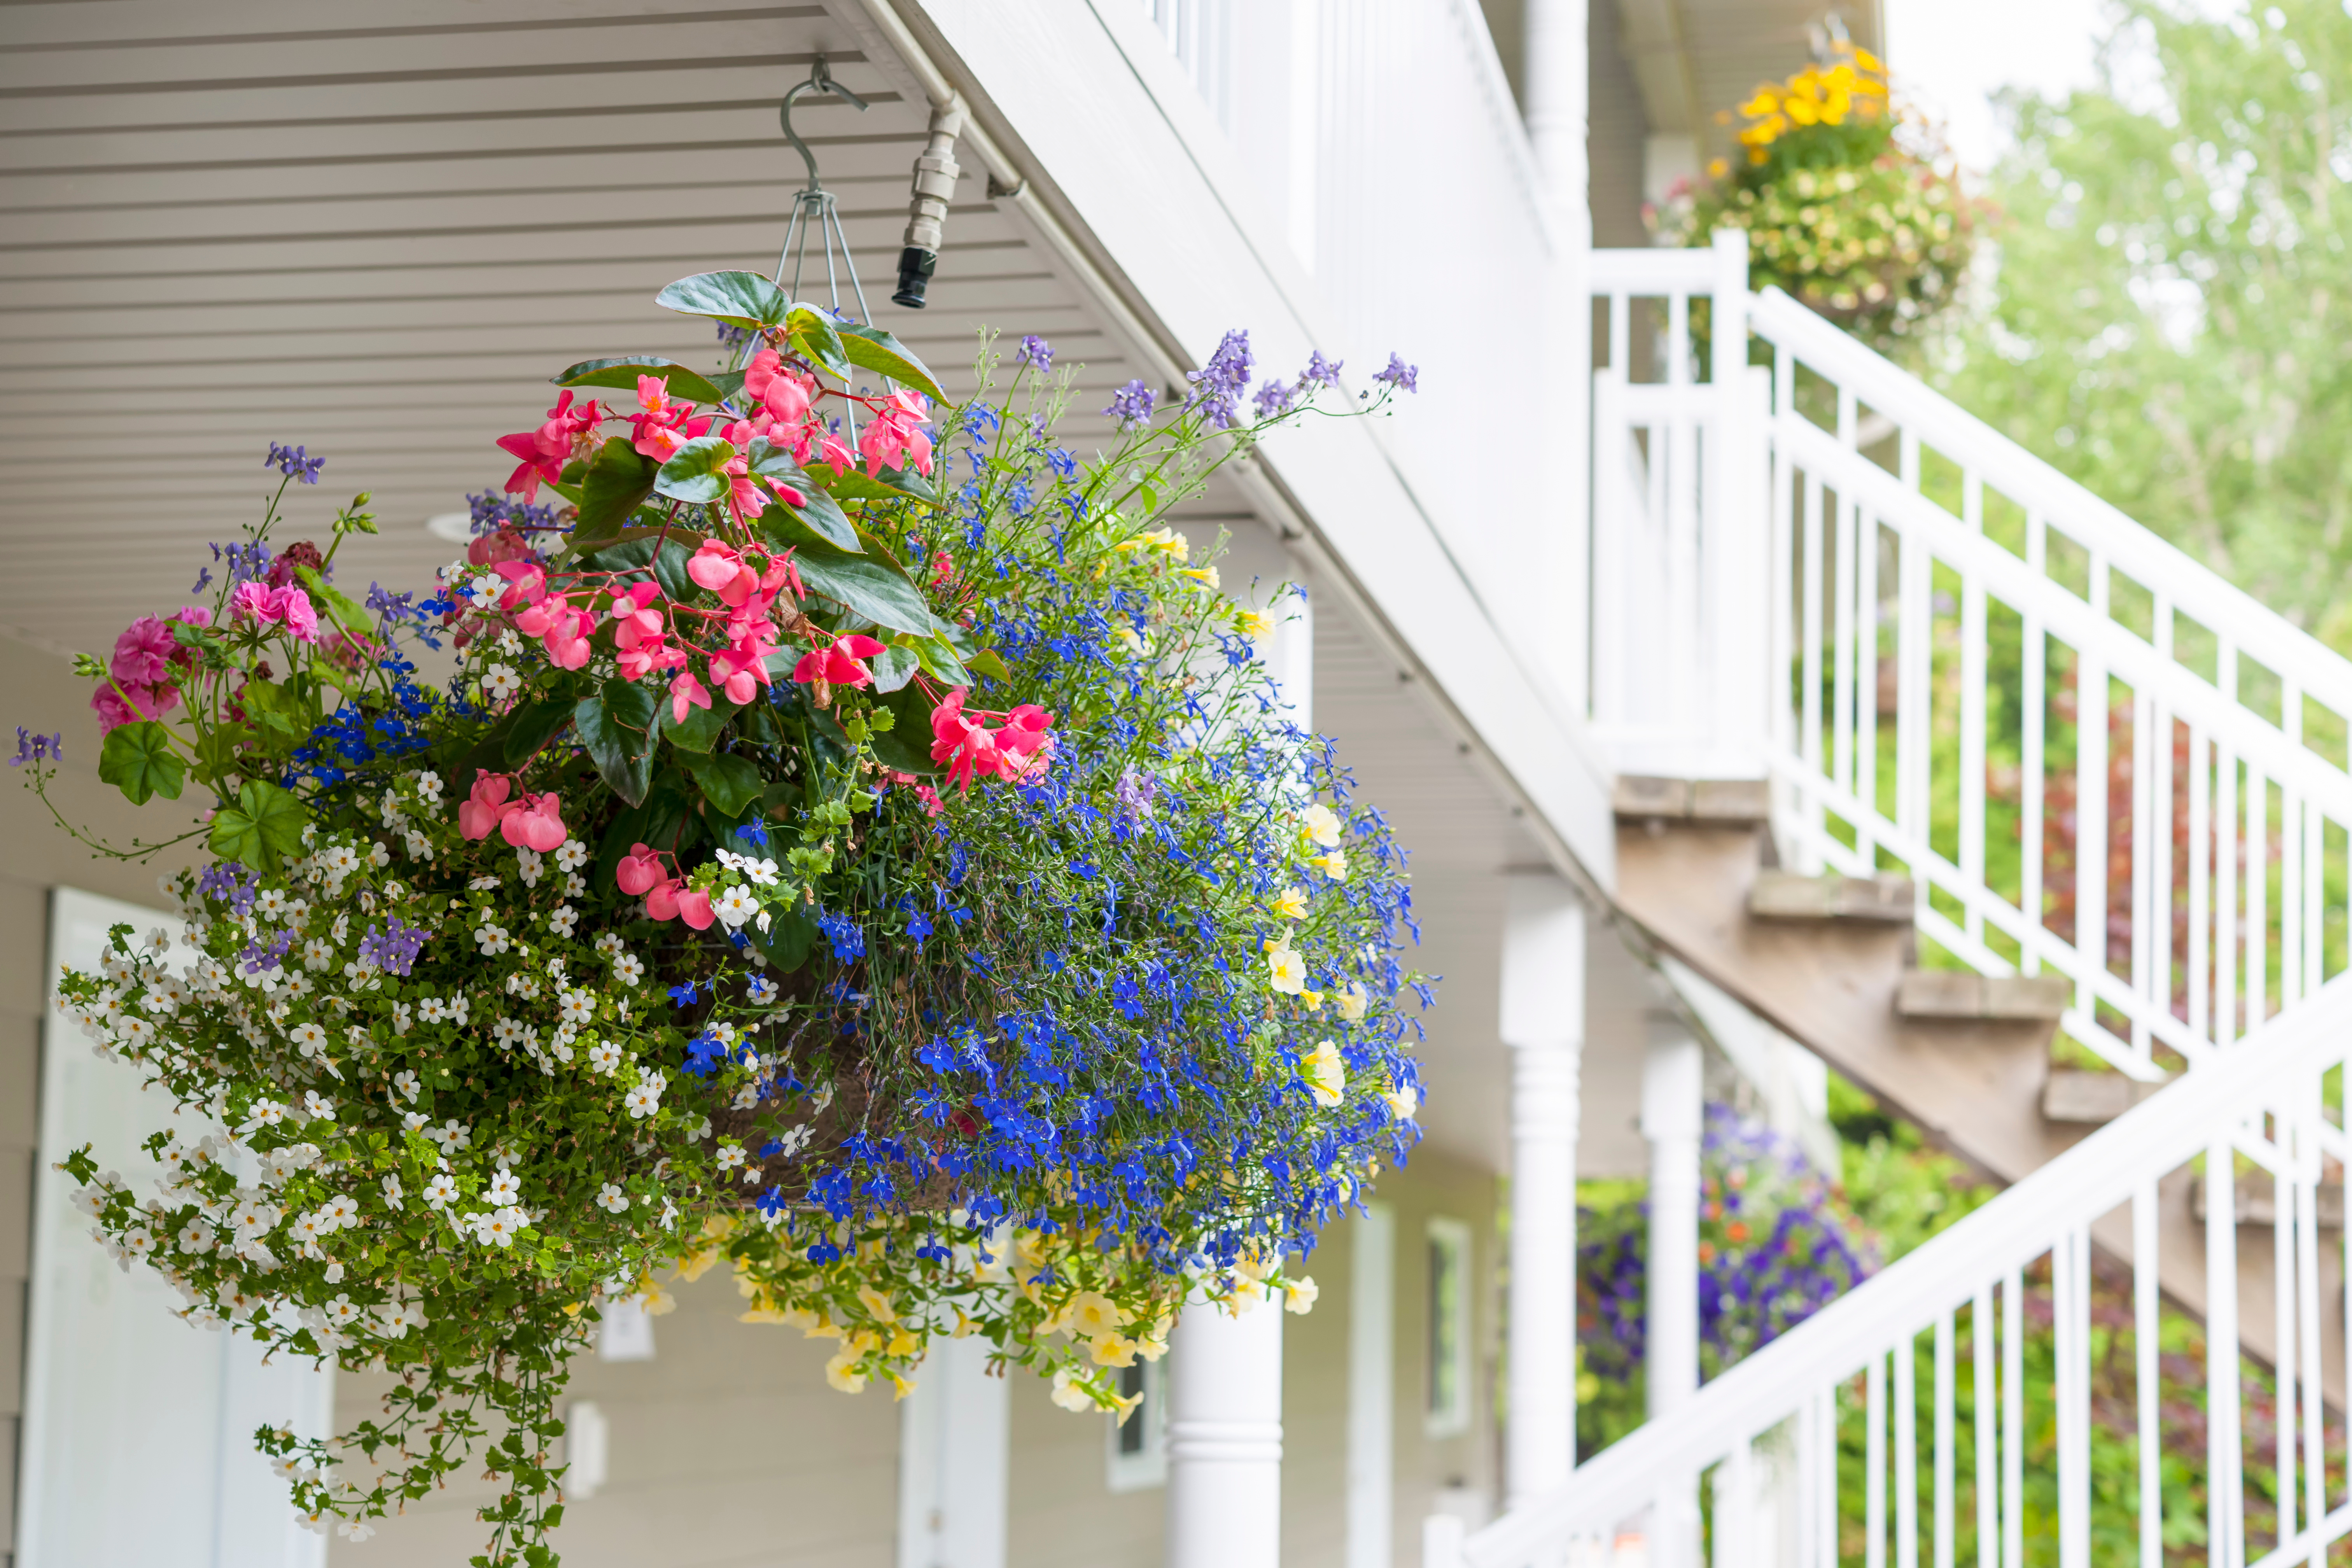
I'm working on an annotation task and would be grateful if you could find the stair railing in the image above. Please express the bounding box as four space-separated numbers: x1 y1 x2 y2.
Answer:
1589 237 2352 1078
1433 972 2352 1568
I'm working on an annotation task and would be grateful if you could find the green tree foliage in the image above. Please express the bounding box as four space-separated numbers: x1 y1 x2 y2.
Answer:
1934 0 2352 640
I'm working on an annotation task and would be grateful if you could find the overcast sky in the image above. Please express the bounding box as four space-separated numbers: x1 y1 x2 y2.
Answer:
1883 0 2115 173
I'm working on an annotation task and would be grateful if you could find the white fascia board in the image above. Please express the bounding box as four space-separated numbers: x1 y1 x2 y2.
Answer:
897 0 1618 889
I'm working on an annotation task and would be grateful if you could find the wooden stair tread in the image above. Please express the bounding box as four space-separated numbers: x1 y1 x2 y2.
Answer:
1896 970 2070 1021
1748 868 1914 923
1611 775 1771 825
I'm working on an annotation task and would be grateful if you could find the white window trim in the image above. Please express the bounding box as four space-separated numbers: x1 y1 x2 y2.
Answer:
1426 1216 1475 1439
1105 1354 1170 1491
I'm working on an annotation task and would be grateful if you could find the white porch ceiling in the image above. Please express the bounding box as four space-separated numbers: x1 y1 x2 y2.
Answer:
0 0 1636 1173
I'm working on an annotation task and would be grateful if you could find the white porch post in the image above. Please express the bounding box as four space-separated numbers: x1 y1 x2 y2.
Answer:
1166 562 1309 1568
1642 1024 1706 1564
1523 0 1593 708
1167 1297 1285 1567
1501 872 1588 1508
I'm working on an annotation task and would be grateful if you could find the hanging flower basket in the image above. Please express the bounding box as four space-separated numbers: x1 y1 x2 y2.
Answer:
27 283 1430 1561
1652 43 1981 351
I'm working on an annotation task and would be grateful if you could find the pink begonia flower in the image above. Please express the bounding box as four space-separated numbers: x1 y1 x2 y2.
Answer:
819 432 858 472
929 688 1001 791
744 349 819 426
791 634 886 690
858 389 934 477
628 374 712 464
709 646 770 707
110 616 182 688
674 887 716 930
606 582 664 648
669 671 713 725
616 637 686 682
541 606 593 671
644 879 682 921
497 390 600 502
499 793 567 853
458 774 516 841
616 843 667 897
686 542 751 601
495 560 548 612
90 680 180 736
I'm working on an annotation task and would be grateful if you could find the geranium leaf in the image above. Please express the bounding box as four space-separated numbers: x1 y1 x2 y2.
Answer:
653 436 736 506
655 271 789 330
788 539 935 638
97 720 184 805
574 681 656 807
552 357 732 407
572 438 659 550
207 780 305 870
837 324 947 402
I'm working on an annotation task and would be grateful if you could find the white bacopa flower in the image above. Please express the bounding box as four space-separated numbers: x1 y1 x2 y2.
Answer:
473 923 511 956
256 889 289 919
555 839 588 872
557 989 595 1026
623 1083 661 1119
595 1183 630 1214
516 848 543 887
746 974 779 1005
392 1069 421 1102
122 1226 156 1259
245 1098 288 1129
548 904 579 938
287 1020 328 1054
380 1175 405 1211
115 1015 156 1048
713 885 759 928
401 1110 429 1135
476 1208 527 1248
422 1173 458 1210
481 663 522 702
178 1218 216 1251
425 1119 471 1153
586 1041 622 1074
302 1090 336 1122
485 1168 521 1205
417 997 448 1023
318 1195 360 1230
302 939 335 973
613 953 645 985
715 1143 747 1172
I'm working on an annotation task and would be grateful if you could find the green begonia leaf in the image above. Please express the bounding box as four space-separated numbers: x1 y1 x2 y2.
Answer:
572 438 660 551
746 440 859 551
655 271 790 329
574 681 657 807
502 699 575 767
806 460 937 505
869 644 920 694
98 720 184 805
552 356 730 407
653 436 737 506
788 539 935 638
837 324 948 402
660 693 731 753
681 751 763 819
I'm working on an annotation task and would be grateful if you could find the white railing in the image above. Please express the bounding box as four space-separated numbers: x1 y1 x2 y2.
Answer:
1589 234 1768 777
1589 241 2352 1077
1439 974 2352 1568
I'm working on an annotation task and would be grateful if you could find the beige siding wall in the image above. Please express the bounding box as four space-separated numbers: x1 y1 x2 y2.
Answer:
324 1270 899 1568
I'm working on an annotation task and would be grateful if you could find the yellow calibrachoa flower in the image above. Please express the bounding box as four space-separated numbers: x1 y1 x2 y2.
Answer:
1313 849 1349 882
1267 943 1307 994
1235 607 1275 639
1090 1332 1141 1367
1384 1080 1421 1120
1302 1040 1346 1108
1300 802 1342 847
1050 1368 1099 1412
1178 565 1222 590
856 1284 898 1323
1337 984 1370 1022
1272 886 1308 920
1068 1291 1125 1338
1283 1279 1320 1314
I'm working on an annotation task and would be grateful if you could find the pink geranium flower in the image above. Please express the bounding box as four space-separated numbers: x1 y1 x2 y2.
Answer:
90 680 180 735
110 616 182 688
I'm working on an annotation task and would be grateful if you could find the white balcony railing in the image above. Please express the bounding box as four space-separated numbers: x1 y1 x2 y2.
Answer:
1441 971 2352 1568
1587 236 2352 1078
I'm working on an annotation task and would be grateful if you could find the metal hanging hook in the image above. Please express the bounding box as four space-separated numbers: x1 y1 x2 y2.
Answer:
779 56 868 196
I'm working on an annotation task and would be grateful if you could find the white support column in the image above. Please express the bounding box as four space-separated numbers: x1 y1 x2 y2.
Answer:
1501 872 1589 1508
1346 1205 1395 1568
1523 0 1593 709
1167 1298 1284 1568
895 1333 1009 1568
1167 551 1307 1568
1643 1023 1706 1566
